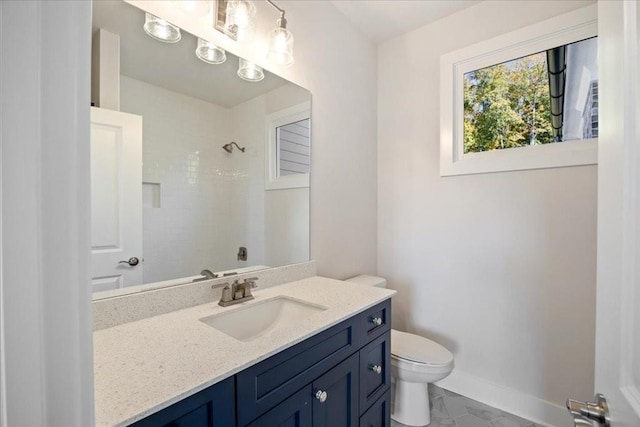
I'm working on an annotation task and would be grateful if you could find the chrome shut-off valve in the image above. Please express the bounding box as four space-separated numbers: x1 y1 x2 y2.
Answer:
566 394 610 427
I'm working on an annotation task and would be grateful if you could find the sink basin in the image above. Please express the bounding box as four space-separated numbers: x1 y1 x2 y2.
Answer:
200 296 327 342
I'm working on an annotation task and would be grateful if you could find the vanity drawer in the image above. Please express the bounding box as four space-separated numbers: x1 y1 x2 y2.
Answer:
359 389 391 427
236 315 359 426
359 331 391 414
358 300 391 342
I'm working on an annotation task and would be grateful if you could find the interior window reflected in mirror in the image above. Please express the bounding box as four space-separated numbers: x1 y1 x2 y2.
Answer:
90 1 311 298
277 118 311 176
463 37 597 153
266 101 311 190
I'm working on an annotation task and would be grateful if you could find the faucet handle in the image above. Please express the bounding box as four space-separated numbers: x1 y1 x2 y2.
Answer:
216 283 232 304
241 277 258 297
243 277 259 287
211 282 230 290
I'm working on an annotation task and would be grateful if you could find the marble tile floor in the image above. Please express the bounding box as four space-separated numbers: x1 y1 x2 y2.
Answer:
390 384 543 427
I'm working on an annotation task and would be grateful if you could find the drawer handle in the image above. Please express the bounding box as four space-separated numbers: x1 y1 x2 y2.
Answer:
370 364 382 375
315 389 328 403
370 316 383 326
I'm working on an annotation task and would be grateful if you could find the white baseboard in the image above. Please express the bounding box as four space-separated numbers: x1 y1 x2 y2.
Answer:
435 369 572 427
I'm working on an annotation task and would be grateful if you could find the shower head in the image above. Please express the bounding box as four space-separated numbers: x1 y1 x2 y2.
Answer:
222 141 245 153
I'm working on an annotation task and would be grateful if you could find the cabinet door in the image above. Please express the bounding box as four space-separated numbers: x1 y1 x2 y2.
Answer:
312 353 359 427
246 385 312 427
130 377 234 427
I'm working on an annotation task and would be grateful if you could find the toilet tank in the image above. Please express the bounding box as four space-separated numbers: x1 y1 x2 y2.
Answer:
346 275 387 288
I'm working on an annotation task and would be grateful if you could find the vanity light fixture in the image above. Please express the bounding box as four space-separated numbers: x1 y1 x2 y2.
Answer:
265 0 294 66
237 58 264 82
224 0 257 43
214 0 294 66
143 13 182 43
195 38 227 64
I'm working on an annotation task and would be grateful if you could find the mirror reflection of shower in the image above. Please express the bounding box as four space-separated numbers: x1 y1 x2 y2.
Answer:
222 141 245 153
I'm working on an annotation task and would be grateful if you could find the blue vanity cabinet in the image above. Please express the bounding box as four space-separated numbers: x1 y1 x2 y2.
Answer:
130 299 392 427
236 299 391 427
129 376 234 427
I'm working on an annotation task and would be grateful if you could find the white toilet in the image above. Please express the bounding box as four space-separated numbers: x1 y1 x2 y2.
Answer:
346 275 454 427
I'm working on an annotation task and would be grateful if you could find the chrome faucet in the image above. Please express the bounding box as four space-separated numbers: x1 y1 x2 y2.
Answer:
193 269 218 282
218 277 258 307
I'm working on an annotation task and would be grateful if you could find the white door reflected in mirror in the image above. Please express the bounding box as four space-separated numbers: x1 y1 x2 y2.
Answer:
90 107 143 291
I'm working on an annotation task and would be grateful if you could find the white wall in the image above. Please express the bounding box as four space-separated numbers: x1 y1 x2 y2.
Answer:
377 1 596 425
265 188 310 267
127 0 379 279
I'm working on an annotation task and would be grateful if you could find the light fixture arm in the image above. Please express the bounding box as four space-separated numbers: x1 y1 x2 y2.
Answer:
265 0 287 28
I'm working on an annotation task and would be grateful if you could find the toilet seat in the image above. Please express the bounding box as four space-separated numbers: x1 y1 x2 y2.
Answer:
391 329 453 367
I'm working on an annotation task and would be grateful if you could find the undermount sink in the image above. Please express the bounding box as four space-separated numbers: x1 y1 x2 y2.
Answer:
200 296 327 342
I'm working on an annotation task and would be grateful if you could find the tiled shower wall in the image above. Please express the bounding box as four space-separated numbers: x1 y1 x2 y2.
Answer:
119 77 309 285
120 76 265 284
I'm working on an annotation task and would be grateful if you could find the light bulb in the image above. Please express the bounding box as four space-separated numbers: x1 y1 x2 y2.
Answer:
143 13 181 43
237 58 264 82
195 38 226 64
225 1 256 42
267 25 294 66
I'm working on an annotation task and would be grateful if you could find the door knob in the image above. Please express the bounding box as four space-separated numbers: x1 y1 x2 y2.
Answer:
118 257 140 266
315 389 328 403
566 394 610 427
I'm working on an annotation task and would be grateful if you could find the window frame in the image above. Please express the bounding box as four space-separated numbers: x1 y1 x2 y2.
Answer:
439 5 598 177
265 101 311 190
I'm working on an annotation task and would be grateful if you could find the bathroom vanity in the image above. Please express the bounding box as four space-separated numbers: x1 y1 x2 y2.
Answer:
93 277 395 427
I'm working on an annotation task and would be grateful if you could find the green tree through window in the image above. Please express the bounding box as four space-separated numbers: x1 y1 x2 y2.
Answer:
464 52 554 153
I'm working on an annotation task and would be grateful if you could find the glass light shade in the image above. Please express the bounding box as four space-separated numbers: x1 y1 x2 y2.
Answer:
224 0 257 43
267 26 294 66
195 38 226 64
143 13 181 43
237 58 264 82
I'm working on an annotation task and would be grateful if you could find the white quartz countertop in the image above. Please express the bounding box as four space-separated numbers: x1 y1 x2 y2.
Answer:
93 276 396 427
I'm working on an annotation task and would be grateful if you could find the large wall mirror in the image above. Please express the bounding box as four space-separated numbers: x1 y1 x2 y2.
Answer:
91 1 311 298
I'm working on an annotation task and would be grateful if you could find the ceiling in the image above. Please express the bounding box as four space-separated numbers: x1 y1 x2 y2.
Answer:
92 1 290 108
331 0 481 44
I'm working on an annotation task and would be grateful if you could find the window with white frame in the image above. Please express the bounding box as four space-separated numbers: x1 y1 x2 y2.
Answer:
266 102 311 190
440 5 597 176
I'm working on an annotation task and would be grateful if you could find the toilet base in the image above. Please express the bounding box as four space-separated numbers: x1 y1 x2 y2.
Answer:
391 379 431 426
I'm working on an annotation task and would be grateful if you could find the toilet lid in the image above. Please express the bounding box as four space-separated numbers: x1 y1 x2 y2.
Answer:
391 329 453 366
